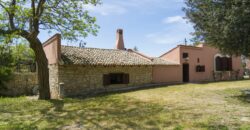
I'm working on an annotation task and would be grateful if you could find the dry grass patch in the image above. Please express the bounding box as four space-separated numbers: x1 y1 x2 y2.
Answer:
0 80 250 129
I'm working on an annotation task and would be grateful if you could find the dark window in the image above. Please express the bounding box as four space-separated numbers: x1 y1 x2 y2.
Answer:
103 74 110 86
197 58 200 63
196 65 205 72
216 57 222 71
110 73 124 84
183 53 189 59
103 73 129 86
215 57 232 71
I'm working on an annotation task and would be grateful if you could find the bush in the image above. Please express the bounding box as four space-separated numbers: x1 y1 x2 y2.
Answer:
0 44 13 89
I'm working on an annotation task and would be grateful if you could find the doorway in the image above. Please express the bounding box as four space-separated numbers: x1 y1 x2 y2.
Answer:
183 64 189 82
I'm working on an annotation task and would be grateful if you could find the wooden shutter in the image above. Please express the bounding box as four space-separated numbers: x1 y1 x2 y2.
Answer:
222 57 227 71
123 74 129 84
103 74 110 86
216 57 221 71
196 65 199 72
202 65 205 72
228 58 232 71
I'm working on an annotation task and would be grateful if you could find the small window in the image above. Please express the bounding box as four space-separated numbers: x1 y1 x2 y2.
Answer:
103 73 129 86
196 65 205 72
183 53 189 59
197 58 200 63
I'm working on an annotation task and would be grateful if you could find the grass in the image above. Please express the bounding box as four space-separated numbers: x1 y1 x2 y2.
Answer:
0 80 250 129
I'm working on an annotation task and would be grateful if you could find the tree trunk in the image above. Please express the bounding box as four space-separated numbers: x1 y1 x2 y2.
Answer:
29 38 50 100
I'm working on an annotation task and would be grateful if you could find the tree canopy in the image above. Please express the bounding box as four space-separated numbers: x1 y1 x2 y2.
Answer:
0 0 100 40
184 0 250 56
0 0 100 99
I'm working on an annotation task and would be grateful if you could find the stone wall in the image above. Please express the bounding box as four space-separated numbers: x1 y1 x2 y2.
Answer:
48 64 60 99
0 73 38 96
57 65 152 97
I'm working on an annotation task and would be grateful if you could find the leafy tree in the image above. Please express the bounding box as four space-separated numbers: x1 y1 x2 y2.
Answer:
0 41 13 89
12 42 35 64
184 0 250 56
0 0 100 99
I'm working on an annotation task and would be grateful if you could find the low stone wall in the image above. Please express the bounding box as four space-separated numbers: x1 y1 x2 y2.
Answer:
56 65 152 97
0 73 38 96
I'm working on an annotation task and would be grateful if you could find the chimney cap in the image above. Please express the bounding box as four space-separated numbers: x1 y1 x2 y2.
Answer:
115 29 125 50
117 29 123 34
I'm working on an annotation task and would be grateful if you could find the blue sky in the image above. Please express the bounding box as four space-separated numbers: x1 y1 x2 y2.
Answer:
39 0 194 57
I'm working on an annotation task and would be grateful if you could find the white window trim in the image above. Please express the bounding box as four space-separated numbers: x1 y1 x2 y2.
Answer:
214 53 231 72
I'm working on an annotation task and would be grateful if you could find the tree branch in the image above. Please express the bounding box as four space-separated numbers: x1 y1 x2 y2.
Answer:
36 0 46 17
0 28 29 35
9 0 16 30
0 2 8 13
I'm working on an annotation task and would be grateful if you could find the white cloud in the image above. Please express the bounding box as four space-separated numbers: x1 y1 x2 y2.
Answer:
114 0 183 8
84 4 127 16
84 0 184 16
163 16 185 24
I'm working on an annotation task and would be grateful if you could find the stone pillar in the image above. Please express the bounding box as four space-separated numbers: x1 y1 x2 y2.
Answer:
59 82 64 99
48 64 60 99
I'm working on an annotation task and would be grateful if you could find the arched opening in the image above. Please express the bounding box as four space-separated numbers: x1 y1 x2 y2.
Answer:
214 54 232 71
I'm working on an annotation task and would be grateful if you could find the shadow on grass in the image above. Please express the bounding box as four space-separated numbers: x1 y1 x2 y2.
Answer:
0 96 174 129
192 79 248 85
196 123 229 130
232 90 250 103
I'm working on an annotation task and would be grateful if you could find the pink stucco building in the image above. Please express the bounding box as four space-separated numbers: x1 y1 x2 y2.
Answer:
160 44 243 82
43 29 243 98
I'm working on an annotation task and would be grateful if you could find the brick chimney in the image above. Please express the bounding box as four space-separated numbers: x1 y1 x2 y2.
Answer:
43 34 61 65
115 29 125 50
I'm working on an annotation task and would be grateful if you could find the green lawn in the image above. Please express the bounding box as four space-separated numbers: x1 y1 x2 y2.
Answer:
0 81 250 130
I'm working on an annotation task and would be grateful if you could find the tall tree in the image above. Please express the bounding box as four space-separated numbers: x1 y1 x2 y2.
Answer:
0 0 100 99
184 0 250 56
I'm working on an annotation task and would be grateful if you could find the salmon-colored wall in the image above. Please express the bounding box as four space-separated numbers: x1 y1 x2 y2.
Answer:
160 44 243 82
43 34 61 65
152 65 182 83
179 44 243 82
160 47 180 64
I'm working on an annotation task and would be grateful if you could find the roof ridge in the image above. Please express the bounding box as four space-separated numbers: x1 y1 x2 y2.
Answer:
152 57 179 64
127 49 153 61
61 45 129 51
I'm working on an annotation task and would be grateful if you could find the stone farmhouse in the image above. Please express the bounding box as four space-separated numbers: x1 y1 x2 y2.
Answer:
43 29 243 99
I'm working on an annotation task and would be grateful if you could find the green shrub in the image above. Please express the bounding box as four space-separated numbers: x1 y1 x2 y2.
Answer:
0 44 13 89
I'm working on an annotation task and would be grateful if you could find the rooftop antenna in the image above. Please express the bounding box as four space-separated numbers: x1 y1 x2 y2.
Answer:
79 40 86 48
184 38 187 46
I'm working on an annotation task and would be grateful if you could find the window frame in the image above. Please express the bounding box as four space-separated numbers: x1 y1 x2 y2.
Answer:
214 54 232 72
182 52 189 59
196 65 205 72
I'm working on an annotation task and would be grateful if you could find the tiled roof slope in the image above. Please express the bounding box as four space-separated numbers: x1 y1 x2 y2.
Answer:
61 46 178 66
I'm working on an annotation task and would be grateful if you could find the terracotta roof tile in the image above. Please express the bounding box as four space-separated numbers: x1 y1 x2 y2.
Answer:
61 46 178 66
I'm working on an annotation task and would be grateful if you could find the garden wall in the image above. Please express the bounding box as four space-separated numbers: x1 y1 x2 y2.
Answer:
0 73 38 96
